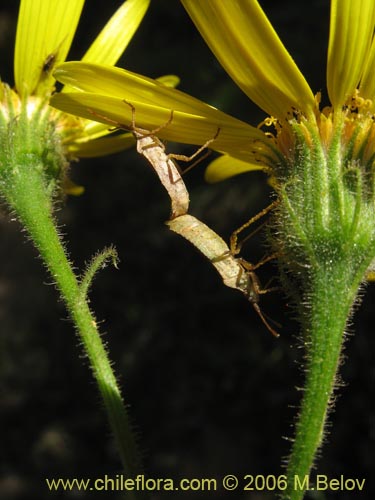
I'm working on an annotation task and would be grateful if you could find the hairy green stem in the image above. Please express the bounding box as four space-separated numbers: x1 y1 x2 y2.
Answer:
273 119 375 499
2 163 144 499
281 264 359 500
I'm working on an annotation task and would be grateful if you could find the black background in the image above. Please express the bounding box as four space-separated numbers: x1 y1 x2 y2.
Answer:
0 1 374 499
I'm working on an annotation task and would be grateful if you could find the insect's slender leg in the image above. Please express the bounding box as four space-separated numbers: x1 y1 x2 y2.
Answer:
237 255 280 299
168 127 221 172
254 273 280 295
211 239 278 268
177 150 212 175
242 261 279 295
238 264 280 337
238 252 279 272
88 102 175 139
230 200 278 256
232 223 265 256
124 100 136 129
122 100 174 137
257 286 280 295
252 303 280 338
87 108 130 131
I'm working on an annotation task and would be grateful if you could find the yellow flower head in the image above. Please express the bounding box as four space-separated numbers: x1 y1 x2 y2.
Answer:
50 0 375 187
1 0 152 173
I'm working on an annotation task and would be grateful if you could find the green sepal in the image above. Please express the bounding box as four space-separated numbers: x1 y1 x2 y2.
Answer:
0 87 67 199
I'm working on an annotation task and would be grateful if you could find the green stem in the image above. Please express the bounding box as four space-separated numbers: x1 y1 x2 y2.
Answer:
281 263 359 500
269 110 375 500
2 162 144 499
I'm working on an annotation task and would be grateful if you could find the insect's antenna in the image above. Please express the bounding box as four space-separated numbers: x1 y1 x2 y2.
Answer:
252 302 280 338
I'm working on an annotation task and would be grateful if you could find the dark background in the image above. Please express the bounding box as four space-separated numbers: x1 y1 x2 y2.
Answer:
0 1 374 499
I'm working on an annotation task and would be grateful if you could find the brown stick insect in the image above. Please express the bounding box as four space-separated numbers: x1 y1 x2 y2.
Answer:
89 100 219 219
88 102 279 335
167 203 280 338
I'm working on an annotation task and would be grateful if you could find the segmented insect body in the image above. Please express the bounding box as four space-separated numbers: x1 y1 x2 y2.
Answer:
133 129 190 219
167 214 279 337
87 102 278 335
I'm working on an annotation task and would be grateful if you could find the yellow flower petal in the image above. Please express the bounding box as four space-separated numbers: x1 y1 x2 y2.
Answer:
156 75 180 88
181 0 315 120
54 62 251 121
52 62 267 156
50 90 265 159
205 154 266 183
64 178 85 196
82 120 113 137
327 0 375 108
14 0 85 97
81 0 150 65
360 38 375 102
69 133 135 158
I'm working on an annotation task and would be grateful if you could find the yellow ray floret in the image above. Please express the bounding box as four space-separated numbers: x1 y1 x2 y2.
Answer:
76 75 180 151
15 0 85 97
205 154 267 183
81 0 150 66
51 91 264 160
70 133 135 158
327 0 375 108
51 63 268 159
181 0 315 121
359 36 375 105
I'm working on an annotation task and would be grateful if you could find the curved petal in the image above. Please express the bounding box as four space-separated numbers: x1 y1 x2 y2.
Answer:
327 0 375 108
64 178 85 196
54 62 260 123
205 154 266 183
156 75 180 88
81 0 150 65
52 62 266 138
181 0 315 120
82 120 114 137
50 91 265 159
15 0 85 97
359 38 375 102
69 132 135 157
